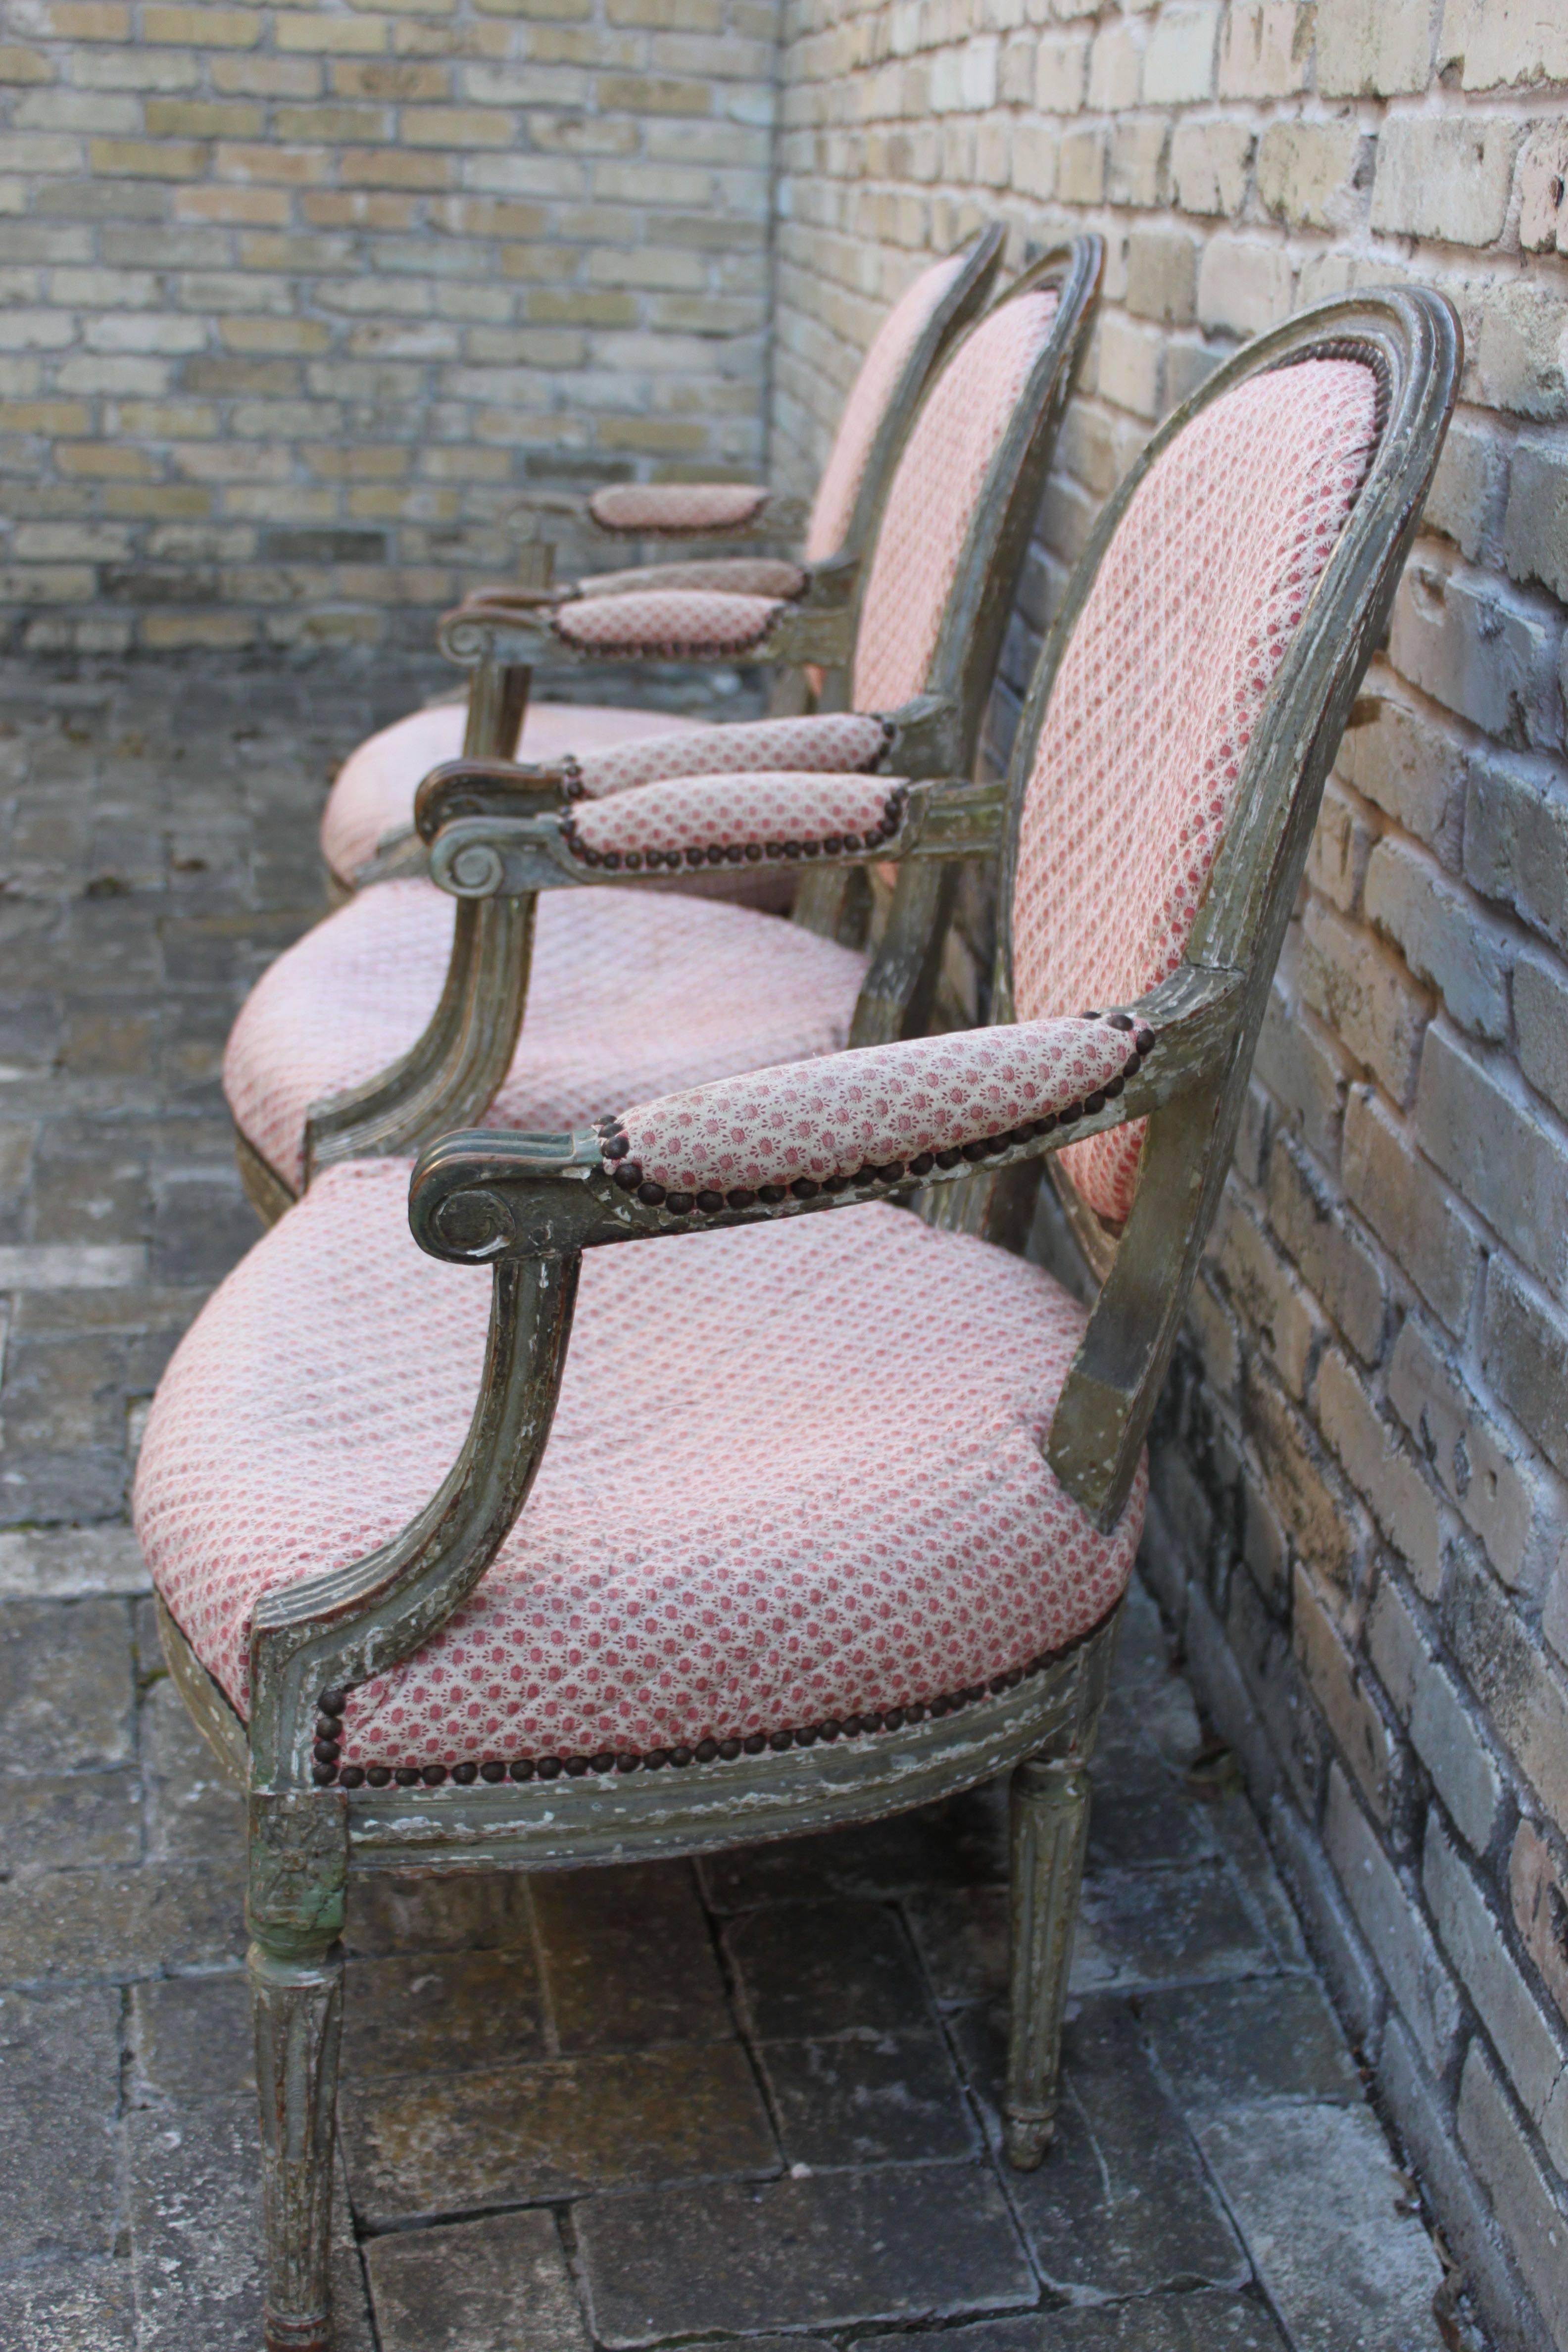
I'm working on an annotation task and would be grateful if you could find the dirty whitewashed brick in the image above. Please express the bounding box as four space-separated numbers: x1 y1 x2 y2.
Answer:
1324 1763 1463 2075
1427 1819 1568 2174
1410 1664 1506 1857
1314 1347 1441 1600
1340 1084 1481 1336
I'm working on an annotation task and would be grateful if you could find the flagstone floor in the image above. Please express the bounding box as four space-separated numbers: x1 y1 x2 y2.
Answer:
0 657 1473 2352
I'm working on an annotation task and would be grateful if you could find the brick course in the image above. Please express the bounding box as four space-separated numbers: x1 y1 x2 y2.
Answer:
0 0 780 654
771 5 1568 2346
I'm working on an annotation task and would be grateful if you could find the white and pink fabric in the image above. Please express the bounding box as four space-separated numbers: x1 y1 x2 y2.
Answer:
802 245 973 563
1013 357 1378 1225
320 699 709 890
609 1014 1144 1196
851 288 1059 713
562 771 905 868
574 557 808 602
587 482 772 536
224 882 870 1196
551 588 785 661
566 711 892 799
133 1165 1144 1766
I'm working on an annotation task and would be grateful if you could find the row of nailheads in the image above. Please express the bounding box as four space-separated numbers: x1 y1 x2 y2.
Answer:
557 788 908 875
309 1647 1068 1789
592 1010 1156 1214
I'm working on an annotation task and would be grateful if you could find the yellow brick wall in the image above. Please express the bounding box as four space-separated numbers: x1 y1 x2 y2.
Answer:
0 0 779 652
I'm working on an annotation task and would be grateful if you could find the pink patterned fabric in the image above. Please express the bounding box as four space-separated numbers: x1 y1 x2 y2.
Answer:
851 290 1059 715
564 772 904 867
133 1163 1145 1760
553 589 784 660
616 1015 1141 1193
804 247 972 565
1013 359 1378 1225
320 699 709 888
224 881 869 1195
570 712 891 799
575 557 807 601
588 483 770 536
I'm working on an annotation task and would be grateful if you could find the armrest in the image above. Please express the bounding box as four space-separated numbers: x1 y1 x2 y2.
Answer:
515 482 811 543
571 556 808 602
409 964 1243 1267
419 771 1006 899
437 572 856 674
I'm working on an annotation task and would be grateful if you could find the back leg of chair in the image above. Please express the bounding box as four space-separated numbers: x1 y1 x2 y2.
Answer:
247 1793 349 2352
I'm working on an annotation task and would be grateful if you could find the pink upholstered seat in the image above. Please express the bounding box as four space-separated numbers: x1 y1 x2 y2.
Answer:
133 1161 1143 1769
224 881 870 1196
1013 357 1378 1225
321 697 709 890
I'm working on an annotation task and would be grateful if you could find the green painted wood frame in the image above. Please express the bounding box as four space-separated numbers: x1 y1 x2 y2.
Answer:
165 284 1457 2351
233 235 1105 1217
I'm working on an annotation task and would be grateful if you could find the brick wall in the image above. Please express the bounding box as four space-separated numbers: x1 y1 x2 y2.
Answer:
0 0 778 655
773 7 1568 2348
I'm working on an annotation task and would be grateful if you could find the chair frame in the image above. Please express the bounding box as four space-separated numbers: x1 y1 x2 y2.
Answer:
162 286 1457 2352
504 225 1006 570
235 238 1105 1224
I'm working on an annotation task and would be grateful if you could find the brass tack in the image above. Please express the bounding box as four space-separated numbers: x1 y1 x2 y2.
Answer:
988 1674 1009 1695
793 1724 818 1747
319 1689 347 1717
311 1763 336 1786
605 1135 630 1159
312 1739 340 1766
1085 1090 1106 1114
591 1751 616 1773
626 852 642 871
824 835 842 853
564 1755 590 1776
666 1192 694 1215
705 844 724 865
742 1733 767 1755
802 840 820 858
718 1738 742 1762
843 833 862 851
340 1765 365 1788
758 1183 785 1204
616 1753 640 1772
906 1702 927 1723
819 1719 841 1741
637 1180 666 1206
1060 1101 1082 1124
537 1756 562 1780
603 852 621 872
1108 1012 1133 1030
452 1761 478 1785
479 1760 506 1783
768 1729 792 1752
395 1767 421 1786
669 1744 694 1767
743 842 762 861
696 1190 724 1213
1135 1026 1156 1054
695 1738 719 1763
883 1706 904 1729
935 1147 962 1170
1104 1077 1124 1099
726 1186 755 1209
821 1173 850 1192
509 1758 535 1780
960 1140 989 1163
874 1160 904 1181
612 1161 642 1189
726 844 744 864
421 1764 446 1785
367 1765 392 1787
314 1717 341 1745
644 1748 669 1770
908 1152 934 1175
790 1177 819 1199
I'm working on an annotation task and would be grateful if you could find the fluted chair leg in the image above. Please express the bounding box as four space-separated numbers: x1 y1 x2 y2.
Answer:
250 1937 343 2352
1004 1750 1091 2169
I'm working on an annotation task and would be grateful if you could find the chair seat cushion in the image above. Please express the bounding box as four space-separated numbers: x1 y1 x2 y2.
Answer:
133 1163 1144 1771
223 881 870 1195
321 698 709 887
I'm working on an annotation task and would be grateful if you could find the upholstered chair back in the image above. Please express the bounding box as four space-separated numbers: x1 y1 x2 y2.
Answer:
803 246 976 564
1009 357 1381 1225
849 286 1065 715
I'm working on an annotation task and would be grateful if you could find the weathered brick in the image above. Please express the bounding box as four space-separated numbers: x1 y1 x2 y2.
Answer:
1390 556 1563 751
1364 836 1510 1042
1518 124 1568 259
1428 1818 1568 2170
1418 1023 1568 1292
1438 0 1568 94
1217 2 1312 97
1341 1085 1481 1336
1446 1547 1568 1832
1293 1565 1397 1817
1124 228 1198 328
1196 235 1294 337
1481 1257 1568 1487
1391 1311 1551 1590
1142 3 1219 104
1316 1348 1442 1600
1502 436 1568 605
1324 1761 1463 2073
1268 1130 1389 1363
1171 119 1252 216
1510 1818 1568 2032
1316 0 1431 96
1458 2042 1568 2349
1256 120 1368 231
1300 895 1430 1107
1216 1189 1325 1398
1412 1663 1507 1854
1371 116 1522 246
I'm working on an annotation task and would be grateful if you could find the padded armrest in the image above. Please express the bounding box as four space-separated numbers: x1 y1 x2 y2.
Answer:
560 770 909 876
587 483 772 536
566 712 894 799
598 1013 1154 1203
552 588 786 660
572 556 808 602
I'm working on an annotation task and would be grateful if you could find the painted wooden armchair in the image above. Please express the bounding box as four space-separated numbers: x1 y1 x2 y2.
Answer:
226 240 1105 1221
320 228 1006 894
133 286 1457 2352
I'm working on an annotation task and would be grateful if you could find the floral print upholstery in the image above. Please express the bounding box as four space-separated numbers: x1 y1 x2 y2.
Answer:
1012 358 1379 1224
223 882 870 1195
574 557 808 601
587 482 771 535
610 1014 1144 1195
133 1164 1144 1765
552 588 784 660
562 771 905 870
850 289 1060 714
568 712 892 798
319 698 709 889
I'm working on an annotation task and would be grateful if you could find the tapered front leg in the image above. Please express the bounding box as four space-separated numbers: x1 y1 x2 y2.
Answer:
247 1791 349 2352
250 1940 343 2352
1004 1752 1091 2169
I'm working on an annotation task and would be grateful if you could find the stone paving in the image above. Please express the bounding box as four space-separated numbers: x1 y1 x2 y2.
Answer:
0 657 1475 2352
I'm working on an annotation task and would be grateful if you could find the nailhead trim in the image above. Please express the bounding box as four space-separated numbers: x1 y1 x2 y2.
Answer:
317 1622 1106 1790
589 1011 1155 1209
558 788 908 875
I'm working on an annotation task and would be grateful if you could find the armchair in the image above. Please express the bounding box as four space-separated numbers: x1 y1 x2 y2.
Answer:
133 286 1458 2351
320 228 1006 893
226 241 1106 1221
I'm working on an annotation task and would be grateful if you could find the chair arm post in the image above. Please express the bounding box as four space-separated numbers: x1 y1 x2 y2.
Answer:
247 1248 581 1790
